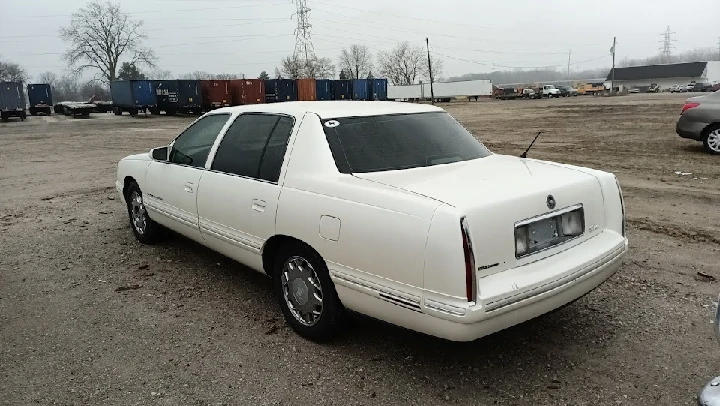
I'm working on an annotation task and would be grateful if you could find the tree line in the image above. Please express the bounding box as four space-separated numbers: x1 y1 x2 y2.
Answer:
4 0 718 101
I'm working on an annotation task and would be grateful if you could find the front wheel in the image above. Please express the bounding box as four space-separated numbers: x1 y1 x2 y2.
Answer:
273 243 346 341
125 182 161 244
703 125 720 155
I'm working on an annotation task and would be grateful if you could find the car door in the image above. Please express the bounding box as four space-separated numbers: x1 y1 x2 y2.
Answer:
196 113 295 270
144 113 231 243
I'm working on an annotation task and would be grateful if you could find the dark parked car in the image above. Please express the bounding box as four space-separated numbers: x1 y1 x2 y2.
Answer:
693 82 714 92
676 90 720 154
557 86 577 97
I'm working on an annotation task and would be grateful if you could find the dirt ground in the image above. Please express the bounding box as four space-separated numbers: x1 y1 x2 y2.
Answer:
1 93 718 405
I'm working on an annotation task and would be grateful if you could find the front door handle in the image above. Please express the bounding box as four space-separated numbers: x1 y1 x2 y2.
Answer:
184 182 194 193
251 199 266 212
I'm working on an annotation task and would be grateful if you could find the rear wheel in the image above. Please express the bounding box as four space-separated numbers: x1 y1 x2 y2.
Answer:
129 108 139 116
113 107 122 116
703 125 720 155
273 242 346 341
125 182 161 244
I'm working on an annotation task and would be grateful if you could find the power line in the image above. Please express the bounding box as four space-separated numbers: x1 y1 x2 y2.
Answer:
311 6 606 48
8 2 289 18
433 52 562 70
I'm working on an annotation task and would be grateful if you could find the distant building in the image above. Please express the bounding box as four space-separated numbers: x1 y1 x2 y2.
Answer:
605 61 720 91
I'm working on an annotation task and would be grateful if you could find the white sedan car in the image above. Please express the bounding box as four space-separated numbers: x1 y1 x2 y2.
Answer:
115 101 628 342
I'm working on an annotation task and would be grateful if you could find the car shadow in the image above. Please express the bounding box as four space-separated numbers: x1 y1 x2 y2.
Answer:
150 228 621 401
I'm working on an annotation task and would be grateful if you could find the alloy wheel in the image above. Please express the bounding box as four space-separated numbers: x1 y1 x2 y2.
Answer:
280 256 324 326
130 191 147 235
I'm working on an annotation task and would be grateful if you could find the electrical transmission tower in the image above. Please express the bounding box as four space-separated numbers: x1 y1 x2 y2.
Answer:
659 26 676 63
292 0 315 70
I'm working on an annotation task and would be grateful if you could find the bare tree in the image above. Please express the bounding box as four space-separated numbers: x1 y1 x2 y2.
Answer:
618 47 720 67
377 42 427 85
36 71 58 86
213 73 240 80
147 69 173 80
422 55 444 82
279 55 304 79
307 57 335 79
0 57 28 82
179 71 213 80
339 45 373 79
53 75 81 101
60 0 155 84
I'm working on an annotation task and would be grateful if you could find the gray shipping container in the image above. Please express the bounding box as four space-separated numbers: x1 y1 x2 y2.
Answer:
0 82 27 121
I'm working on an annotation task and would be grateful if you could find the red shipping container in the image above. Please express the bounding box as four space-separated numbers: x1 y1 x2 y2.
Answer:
296 78 316 101
229 79 265 105
200 80 232 109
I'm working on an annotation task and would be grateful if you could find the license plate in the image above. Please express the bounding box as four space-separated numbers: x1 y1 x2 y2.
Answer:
527 216 560 251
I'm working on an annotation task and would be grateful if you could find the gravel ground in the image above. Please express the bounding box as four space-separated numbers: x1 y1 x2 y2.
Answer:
1 93 719 405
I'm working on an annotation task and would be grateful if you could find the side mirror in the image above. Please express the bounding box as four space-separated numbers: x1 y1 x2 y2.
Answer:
150 146 168 161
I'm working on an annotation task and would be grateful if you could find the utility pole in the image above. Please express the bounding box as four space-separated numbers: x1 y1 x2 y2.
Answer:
567 49 572 78
611 37 616 94
426 37 435 105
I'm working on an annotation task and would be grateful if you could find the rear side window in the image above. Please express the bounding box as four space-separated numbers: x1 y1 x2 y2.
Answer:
211 114 294 182
323 112 491 173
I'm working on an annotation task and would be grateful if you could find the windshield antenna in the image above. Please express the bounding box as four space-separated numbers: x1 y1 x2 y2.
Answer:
520 131 543 159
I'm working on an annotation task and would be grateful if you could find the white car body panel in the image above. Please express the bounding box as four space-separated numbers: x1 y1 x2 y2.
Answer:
115 101 627 341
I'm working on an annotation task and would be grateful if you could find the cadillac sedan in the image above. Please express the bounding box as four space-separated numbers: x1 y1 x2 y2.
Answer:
115 101 628 341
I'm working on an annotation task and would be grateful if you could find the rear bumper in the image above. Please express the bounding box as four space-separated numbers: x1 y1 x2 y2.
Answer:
334 233 627 342
676 115 707 141
429 239 626 341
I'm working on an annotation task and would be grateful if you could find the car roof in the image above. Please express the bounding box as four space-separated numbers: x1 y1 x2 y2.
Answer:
211 101 444 119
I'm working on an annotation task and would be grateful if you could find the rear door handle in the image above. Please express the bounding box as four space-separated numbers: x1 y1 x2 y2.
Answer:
251 199 266 212
184 182 194 193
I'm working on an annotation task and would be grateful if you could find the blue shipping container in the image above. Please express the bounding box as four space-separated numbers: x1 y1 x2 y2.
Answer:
111 80 157 108
369 79 388 101
0 82 26 111
352 79 369 100
264 79 297 103
332 80 352 100
315 79 333 101
27 84 52 106
153 80 201 114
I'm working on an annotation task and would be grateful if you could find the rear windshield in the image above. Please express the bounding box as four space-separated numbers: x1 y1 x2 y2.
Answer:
322 112 491 173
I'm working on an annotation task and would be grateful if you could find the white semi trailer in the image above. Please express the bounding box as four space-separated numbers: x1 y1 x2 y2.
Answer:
388 79 492 102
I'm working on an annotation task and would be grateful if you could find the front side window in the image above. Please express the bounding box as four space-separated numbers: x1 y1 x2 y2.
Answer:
211 114 294 182
323 112 491 173
169 114 230 168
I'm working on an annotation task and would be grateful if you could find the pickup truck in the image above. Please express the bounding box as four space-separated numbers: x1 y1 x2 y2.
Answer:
540 85 561 98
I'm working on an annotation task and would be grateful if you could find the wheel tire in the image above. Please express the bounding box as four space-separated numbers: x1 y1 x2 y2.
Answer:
30 108 37 116
273 242 346 341
125 182 161 244
702 125 720 155
113 107 122 116
129 108 139 116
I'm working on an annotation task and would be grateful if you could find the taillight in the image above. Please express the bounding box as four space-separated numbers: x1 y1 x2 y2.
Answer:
681 102 700 114
460 217 476 302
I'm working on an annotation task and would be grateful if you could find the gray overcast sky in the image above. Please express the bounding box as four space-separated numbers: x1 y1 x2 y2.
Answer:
2 0 719 81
